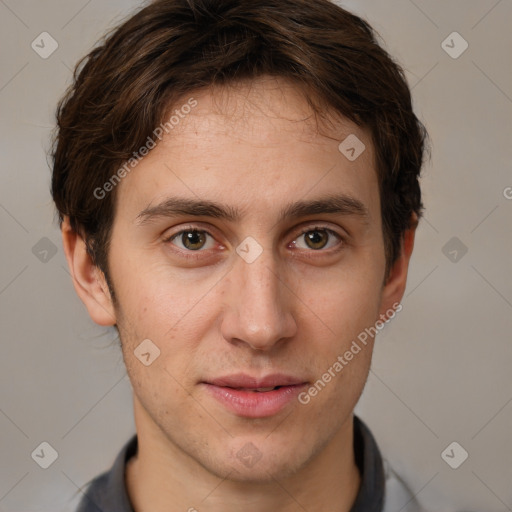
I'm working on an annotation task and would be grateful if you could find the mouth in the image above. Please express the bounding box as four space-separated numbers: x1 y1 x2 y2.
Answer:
225 386 284 392
201 373 308 418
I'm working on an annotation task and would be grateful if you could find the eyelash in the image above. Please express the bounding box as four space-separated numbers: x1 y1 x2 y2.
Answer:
163 225 344 258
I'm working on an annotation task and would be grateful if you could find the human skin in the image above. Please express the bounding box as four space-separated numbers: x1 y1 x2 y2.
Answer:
62 76 416 512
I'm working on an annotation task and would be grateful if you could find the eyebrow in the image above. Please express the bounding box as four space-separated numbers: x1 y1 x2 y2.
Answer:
136 194 369 225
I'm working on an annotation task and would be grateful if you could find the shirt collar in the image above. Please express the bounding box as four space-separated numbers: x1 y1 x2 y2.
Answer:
350 414 386 511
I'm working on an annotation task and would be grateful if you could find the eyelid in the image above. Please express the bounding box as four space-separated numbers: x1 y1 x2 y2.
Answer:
163 225 218 246
293 223 343 239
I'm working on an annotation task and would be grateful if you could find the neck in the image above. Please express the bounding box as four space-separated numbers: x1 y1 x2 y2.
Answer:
126 400 361 512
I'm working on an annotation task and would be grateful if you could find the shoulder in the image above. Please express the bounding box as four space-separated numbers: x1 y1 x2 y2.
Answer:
74 435 137 512
382 458 426 512
74 471 111 512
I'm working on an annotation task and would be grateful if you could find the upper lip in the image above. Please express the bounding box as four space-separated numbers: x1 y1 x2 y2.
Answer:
204 373 307 388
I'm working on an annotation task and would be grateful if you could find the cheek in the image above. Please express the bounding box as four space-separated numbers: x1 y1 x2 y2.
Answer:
117 310 199 417
114 271 218 391
292 264 382 405
110 257 203 338
297 263 383 338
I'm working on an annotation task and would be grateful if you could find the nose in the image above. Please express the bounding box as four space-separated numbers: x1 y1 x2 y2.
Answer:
220 247 297 351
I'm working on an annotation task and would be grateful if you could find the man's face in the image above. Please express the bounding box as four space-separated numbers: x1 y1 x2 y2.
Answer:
104 77 397 481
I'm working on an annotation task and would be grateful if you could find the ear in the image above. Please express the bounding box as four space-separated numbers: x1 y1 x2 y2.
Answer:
379 214 418 318
61 217 117 326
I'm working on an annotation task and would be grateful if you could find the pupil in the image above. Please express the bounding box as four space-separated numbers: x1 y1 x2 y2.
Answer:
307 230 327 249
184 231 204 250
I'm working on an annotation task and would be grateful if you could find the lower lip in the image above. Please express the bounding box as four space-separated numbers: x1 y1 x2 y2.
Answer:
202 383 307 418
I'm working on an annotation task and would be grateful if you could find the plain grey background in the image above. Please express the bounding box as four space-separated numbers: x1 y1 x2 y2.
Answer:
0 0 511 511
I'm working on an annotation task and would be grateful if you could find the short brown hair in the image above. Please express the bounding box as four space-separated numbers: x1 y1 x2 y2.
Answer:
51 0 428 282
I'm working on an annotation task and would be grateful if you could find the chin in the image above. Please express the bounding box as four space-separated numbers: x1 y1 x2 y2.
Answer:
224 459 302 484
213 439 311 483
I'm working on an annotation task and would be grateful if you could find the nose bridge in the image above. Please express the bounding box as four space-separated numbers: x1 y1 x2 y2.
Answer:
221 242 296 350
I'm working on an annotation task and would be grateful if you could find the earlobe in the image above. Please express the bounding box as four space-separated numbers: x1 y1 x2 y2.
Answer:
379 214 418 318
61 217 117 326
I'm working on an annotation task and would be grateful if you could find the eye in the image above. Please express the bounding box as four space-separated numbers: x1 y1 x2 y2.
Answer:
166 228 216 251
163 225 343 258
291 226 342 251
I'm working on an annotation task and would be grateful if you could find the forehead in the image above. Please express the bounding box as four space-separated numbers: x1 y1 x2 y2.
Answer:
114 76 380 226
175 76 364 148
